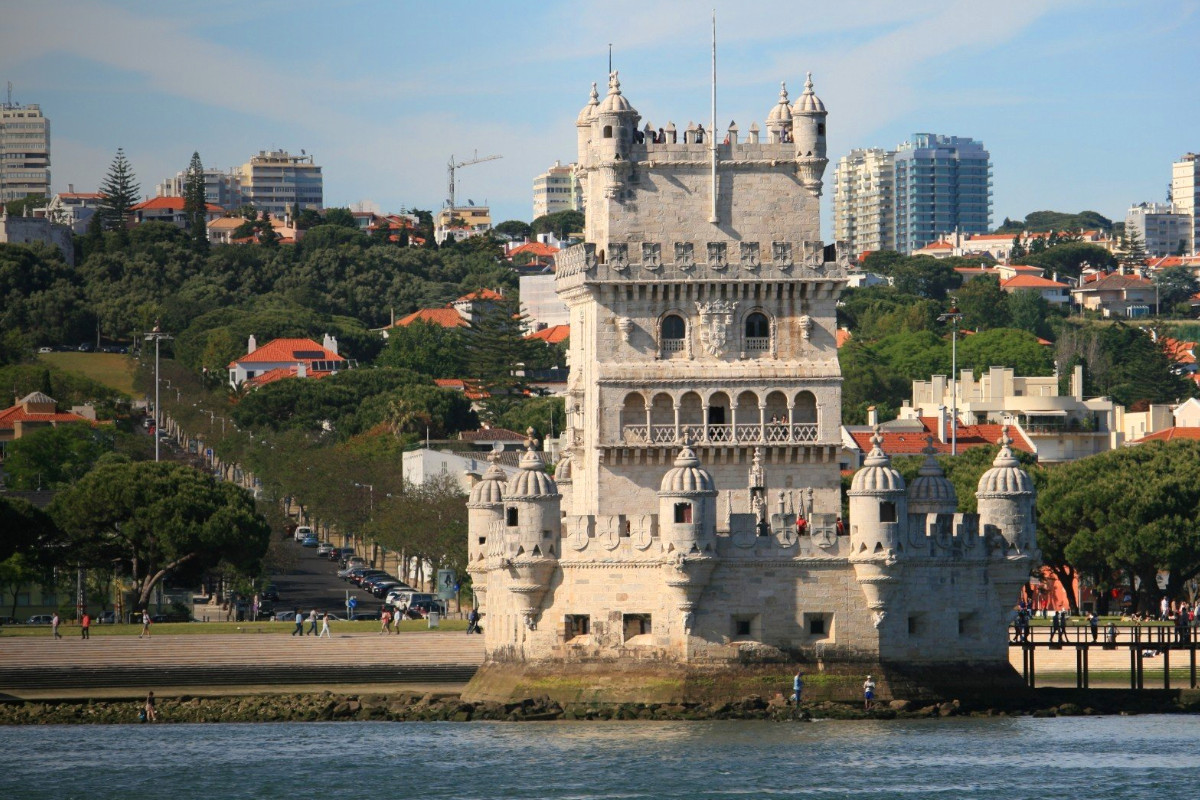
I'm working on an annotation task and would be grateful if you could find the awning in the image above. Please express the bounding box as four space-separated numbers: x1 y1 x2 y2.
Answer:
1021 410 1068 417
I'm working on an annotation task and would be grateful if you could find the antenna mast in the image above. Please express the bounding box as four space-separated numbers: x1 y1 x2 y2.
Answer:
447 151 503 211
709 11 718 224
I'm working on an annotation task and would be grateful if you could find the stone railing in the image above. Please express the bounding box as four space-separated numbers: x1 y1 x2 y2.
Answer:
621 423 819 446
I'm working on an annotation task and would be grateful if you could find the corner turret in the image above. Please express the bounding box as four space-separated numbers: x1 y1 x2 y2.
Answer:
765 81 792 144
792 72 828 196
466 448 507 613
576 82 600 168
907 437 957 516
502 430 561 629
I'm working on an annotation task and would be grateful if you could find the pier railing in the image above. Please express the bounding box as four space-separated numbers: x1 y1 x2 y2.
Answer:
1010 623 1199 690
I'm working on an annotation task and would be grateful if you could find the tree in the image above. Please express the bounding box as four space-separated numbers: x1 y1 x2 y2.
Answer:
1118 228 1149 272
1006 290 1053 339
0 495 61 563
51 460 272 609
1154 265 1198 313
183 151 209 254
956 328 1055 377
954 277 1009 331
3 422 114 489
98 148 141 237
322 207 358 229
463 296 537 420
531 210 584 240
1017 242 1117 281
377 319 468 378
494 219 533 240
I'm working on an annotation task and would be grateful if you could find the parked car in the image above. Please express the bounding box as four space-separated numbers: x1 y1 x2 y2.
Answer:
331 547 356 563
150 613 190 623
293 525 314 542
260 585 280 602
404 597 447 618
96 611 117 625
383 586 417 607
37 346 53 354
352 570 389 588
316 542 335 556
301 534 319 548
26 614 54 625
371 580 405 598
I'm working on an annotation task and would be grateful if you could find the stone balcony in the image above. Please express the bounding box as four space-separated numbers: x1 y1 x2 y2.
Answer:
621 422 819 446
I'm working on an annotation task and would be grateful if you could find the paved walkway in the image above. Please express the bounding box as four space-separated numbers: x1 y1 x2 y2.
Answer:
0 632 485 696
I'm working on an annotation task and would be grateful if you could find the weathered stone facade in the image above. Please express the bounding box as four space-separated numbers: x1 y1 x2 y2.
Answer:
466 71 1037 683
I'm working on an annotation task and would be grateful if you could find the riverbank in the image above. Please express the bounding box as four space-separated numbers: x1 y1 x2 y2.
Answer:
3 687 1200 725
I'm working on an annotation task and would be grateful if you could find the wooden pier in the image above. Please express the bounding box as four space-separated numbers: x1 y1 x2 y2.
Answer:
1012 624 1198 690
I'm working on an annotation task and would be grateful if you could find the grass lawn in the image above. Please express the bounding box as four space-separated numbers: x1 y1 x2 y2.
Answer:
37 352 137 397
0 619 468 637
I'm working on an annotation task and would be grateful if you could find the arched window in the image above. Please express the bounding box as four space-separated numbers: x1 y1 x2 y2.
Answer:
661 314 685 353
603 125 614 139
745 312 769 351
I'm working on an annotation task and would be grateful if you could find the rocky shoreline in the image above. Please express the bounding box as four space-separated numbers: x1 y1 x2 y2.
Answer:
2 689 1199 725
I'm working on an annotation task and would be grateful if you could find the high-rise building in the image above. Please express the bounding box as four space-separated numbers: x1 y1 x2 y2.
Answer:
1172 154 1199 255
532 160 582 219
0 100 50 203
155 168 244 211
1126 202 1189 257
833 134 991 257
834 148 894 255
239 150 322 216
893 134 991 255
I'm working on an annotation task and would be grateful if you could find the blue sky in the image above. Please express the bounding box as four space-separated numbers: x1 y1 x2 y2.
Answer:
4 0 1198 236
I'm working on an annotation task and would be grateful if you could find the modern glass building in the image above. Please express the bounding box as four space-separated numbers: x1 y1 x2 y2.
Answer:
892 134 991 254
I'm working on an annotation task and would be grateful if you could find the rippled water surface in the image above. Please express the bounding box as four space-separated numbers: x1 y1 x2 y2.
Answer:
3 716 1199 799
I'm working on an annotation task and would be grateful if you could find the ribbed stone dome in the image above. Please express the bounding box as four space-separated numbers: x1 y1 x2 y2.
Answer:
977 427 1034 496
576 82 599 125
659 445 716 495
467 460 507 507
766 81 792 124
908 440 957 509
792 72 826 114
553 452 574 483
597 71 636 114
849 429 905 494
505 444 559 499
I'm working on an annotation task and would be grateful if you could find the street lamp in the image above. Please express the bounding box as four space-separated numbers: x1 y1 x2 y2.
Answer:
144 322 173 462
937 304 964 456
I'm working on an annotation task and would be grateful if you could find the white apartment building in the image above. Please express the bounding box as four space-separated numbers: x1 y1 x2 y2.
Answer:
834 148 894 255
1172 153 1199 255
156 168 244 211
532 160 582 219
240 150 323 216
1126 202 1189 257
0 101 50 202
434 205 492 244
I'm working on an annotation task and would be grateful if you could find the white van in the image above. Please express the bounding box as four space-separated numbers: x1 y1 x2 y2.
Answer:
293 525 314 542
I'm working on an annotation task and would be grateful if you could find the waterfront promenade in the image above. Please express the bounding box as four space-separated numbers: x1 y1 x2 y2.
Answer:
0 631 485 699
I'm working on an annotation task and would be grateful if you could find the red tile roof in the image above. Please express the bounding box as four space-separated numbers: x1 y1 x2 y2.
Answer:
836 329 853 348
456 288 505 303
0 403 92 431
229 337 345 367
508 242 560 259
242 366 335 388
1074 273 1153 292
434 378 488 400
1001 275 1070 289
1161 337 1197 364
131 196 222 212
848 417 1033 457
1130 427 1200 443
394 308 468 328
526 324 569 344
459 426 526 442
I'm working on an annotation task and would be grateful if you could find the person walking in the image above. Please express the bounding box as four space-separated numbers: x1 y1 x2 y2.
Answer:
51 612 62 640
144 691 157 722
395 604 408 633
139 609 152 639
1088 611 1099 643
380 607 392 635
792 669 803 707
863 675 876 710
80 610 91 640
466 608 479 635
319 612 332 639
307 608 318 636
291 608 303 637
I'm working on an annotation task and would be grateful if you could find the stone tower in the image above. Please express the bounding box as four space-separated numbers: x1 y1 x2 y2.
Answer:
466 70 1037 702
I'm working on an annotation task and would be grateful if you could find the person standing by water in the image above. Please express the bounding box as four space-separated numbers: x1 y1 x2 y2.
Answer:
51 612 62 640
792 669 803 707
291 608 303 637
144 691 157 722
863 675 876 710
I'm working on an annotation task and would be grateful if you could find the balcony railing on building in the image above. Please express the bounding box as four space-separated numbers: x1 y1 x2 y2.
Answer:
622 422 819 446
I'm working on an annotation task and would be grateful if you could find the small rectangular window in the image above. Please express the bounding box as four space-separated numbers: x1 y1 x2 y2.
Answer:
908 615 920 636
506 507 518 527
622 613 652 640
674 503 692 523
565 614 590 639
879 502 897 523
807 614 828 636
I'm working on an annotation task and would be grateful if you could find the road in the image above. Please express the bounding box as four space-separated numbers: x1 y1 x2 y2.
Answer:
268 538 391 620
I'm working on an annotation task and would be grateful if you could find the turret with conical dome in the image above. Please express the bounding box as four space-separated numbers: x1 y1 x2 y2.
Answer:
907 437 957 516
657 441 718 556
466 451 508 614
976 426 1038 559
500 430 561 630
576 82 600 169
848 428 908 558
594 71 640 166
792 72 828 196
765 81 792 144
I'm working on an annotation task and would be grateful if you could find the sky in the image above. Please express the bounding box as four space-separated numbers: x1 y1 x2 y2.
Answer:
3 0 1198 238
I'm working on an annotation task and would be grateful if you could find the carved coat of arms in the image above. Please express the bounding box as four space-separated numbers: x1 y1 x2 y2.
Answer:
695 300 737 357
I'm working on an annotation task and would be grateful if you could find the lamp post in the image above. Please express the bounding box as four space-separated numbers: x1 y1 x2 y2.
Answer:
937 304 964 455
144 323 173 462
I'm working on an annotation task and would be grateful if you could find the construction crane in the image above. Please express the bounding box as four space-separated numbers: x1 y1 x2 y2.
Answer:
447 151 502 212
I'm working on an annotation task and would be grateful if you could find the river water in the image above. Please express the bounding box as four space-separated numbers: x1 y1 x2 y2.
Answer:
3 716 1197 799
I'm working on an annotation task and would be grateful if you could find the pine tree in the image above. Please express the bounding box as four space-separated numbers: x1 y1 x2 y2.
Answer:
463 295 536 421
1119 227 1149 273
98 147 140 236
183 151 209 253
